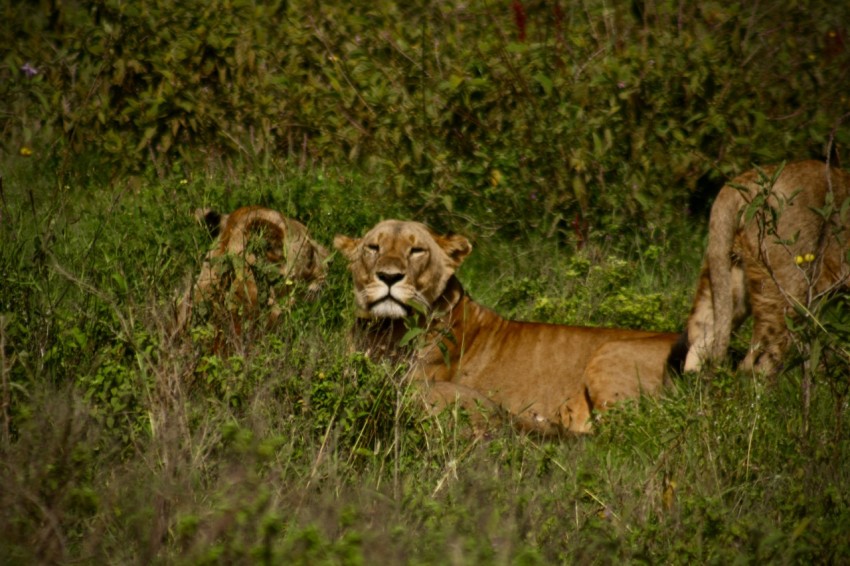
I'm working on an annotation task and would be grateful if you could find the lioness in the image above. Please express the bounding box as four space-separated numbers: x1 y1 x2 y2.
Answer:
177 206 328 338
335 220 683 434
684 160 850 375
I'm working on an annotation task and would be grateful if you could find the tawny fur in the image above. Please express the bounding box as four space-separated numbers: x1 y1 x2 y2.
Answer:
335 220 680 435
177 206 328 338
684 160 850 375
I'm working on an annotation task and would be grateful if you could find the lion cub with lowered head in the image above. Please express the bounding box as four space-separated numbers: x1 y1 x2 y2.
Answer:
684 160 850 375
335 220 683 435
177 206 328 341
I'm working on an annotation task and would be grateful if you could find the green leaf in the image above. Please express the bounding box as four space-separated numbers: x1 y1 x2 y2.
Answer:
111 272 128 295
534 73 553 96
399 326 424 346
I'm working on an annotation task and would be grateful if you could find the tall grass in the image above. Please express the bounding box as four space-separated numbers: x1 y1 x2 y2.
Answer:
1 166 848 563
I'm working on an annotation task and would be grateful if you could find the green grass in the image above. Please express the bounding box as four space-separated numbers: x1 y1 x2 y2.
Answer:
1 166 848 564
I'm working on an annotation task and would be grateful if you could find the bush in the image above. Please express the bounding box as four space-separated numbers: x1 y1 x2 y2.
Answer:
4 1 849 233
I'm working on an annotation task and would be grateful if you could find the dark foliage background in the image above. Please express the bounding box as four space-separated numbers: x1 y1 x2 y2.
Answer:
4 0 849 234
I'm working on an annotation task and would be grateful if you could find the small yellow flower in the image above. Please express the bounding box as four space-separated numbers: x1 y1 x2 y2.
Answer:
179 178 188 185
19 146 33 157
795 255 805 265
804 253 815 263
490 169 503 187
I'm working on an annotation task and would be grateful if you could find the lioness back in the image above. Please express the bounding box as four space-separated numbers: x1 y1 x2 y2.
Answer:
684 160 850 374
176 206 328 347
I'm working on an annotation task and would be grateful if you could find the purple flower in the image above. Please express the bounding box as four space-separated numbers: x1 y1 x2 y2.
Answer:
21 62 39 77
617 81 626 89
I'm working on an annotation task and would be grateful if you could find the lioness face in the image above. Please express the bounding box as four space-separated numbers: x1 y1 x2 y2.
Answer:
334 220 471 319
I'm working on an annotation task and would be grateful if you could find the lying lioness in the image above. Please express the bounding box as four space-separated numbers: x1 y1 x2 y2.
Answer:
177 206 328 340
335 220 683 434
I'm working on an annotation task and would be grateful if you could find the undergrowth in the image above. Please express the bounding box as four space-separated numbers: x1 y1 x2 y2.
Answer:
1 167 848 563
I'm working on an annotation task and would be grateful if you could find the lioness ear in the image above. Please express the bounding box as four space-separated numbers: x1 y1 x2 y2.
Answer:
194 207 225 238
333 235 360 261
438 234 472 266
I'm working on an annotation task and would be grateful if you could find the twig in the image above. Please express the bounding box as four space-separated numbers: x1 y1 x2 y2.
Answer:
0 174 8 225
744 405 759 481
1 316 10 445
309 18 376 117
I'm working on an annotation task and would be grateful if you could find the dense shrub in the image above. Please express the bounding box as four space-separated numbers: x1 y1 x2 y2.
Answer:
4 1 849 233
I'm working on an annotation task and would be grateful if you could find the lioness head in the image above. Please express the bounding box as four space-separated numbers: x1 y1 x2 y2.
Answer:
334 220 472 318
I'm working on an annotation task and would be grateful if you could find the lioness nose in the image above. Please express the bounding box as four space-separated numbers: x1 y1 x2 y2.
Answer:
377 271 404 287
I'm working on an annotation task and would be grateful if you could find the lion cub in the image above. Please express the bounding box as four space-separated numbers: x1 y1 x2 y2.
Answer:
335 220 683 435
684 160 850 375
177 206 328 344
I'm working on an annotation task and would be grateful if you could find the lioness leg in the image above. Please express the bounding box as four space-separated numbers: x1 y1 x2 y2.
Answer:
416 381 503 433
684 258 749 372
418 381 565 436
584 338 672 414
683 260 715 372
740 267 790 375
556 398 593 434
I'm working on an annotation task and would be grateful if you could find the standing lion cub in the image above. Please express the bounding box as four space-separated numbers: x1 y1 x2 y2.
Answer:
684 160 850 375
177 206 328 343
335 220 683 435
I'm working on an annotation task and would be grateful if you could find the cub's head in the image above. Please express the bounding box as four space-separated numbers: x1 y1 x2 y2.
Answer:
334 220 472 319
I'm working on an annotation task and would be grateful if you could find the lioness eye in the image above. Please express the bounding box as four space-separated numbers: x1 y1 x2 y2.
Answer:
410 247 426 256
366 244 379 253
